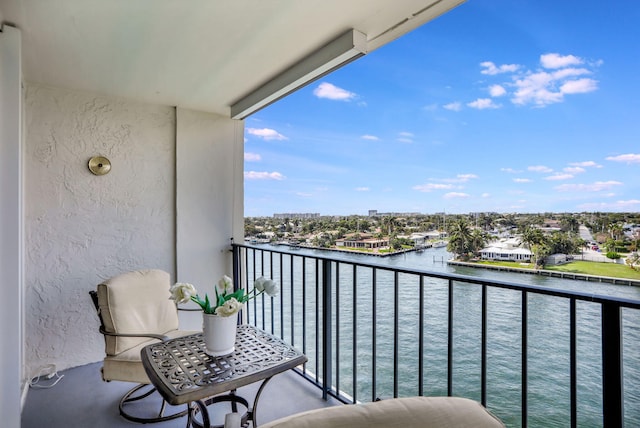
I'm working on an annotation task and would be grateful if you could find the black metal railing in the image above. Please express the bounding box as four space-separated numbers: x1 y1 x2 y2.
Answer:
232 243 640 428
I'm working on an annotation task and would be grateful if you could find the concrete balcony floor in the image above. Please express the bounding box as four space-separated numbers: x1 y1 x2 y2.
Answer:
22 362 340 427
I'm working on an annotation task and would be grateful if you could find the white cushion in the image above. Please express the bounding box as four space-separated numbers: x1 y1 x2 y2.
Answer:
260 396 505 428
102 328 197 384
97 269 179 356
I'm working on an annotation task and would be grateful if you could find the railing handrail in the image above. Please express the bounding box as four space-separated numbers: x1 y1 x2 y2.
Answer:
236 243 640 308
233 243 638 427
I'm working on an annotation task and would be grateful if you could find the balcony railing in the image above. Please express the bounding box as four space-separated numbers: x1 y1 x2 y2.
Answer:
232 243 640 428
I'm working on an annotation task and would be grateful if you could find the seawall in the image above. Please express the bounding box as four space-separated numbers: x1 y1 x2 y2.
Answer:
447 260 640 287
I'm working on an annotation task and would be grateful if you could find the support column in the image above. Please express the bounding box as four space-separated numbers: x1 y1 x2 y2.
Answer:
0 24 24 427
175 108 244 330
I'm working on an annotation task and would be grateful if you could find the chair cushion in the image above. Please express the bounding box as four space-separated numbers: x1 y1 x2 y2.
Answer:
102 329 197 384
97 269 179 355
260 396 505 428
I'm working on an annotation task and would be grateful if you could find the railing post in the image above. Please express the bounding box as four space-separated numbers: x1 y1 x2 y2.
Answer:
231 242 240 290
602 302 624 428
321 259 332 400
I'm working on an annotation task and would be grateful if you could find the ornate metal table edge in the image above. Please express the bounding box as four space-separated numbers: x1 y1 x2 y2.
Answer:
141 324 308 427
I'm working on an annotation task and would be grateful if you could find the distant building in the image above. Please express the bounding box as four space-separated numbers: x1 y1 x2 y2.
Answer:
368 210 421 217
273 213 320 219
335 233 389 249
408 231 447 246
545 254 568 265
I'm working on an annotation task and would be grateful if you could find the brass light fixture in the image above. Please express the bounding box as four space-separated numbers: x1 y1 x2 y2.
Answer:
88 156 111 175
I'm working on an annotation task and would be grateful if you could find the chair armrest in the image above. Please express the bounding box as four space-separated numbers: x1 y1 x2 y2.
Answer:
99 326 170 342
177 307 202 312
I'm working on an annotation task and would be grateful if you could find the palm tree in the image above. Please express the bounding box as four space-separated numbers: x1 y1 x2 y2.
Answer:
447 218 472 259
521 226 545 250
560 215 579 234
469 228 488 257
381 216 398 239
608 222 624 241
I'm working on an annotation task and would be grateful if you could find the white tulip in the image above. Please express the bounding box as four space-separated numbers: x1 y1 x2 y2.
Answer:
169 282 198 305
215 297 242 317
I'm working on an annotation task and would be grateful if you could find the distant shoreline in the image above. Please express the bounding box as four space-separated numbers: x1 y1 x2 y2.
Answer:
265 241 640 286
447 260 640 287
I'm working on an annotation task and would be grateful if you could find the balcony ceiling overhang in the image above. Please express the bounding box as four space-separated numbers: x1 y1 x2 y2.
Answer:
0 0 464 117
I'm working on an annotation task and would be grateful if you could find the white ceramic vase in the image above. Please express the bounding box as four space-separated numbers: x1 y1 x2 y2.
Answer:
202 313 237 356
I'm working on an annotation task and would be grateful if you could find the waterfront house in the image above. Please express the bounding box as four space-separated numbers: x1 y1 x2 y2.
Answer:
479 238 533 262
336 233 389 250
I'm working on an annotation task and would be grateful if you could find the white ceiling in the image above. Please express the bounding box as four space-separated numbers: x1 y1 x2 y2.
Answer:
0 0 464 117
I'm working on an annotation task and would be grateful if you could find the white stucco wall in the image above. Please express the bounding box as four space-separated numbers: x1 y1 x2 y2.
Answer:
23 84 176 376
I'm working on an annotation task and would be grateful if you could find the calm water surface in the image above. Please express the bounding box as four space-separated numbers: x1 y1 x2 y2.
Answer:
248 245 640 427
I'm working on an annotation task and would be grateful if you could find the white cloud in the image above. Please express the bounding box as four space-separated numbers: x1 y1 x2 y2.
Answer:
467 98 501 109
244 152 261 162
617 199 640 207
361 134 379 141
412 183 453 192
247 128 287 141
606 153 640 164
489 84 507 97
313 82 356 101
569 161 602 168
554 181 623 192
480 61 520 75
477 54 600 108
457 173 478 181
501 167 522 173
444 192 470 199
540 53 583 69
440 174 478 183
560 78 598 94
564 166 585 174
511 69 597 106
528 165 553 173
296 192 313 197
544 173 574 181
244 171 285 180
397 131 414 143
482 193 491 198
578 200 640 211
443 102 462 111
514 178 532 183
551 67 591 80
355 187 370 192
512 72 562 106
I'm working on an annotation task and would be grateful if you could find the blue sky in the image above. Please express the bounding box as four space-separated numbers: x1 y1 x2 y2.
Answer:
243 0 640 217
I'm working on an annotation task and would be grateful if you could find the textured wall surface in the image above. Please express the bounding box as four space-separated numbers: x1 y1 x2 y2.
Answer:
24 84 176 376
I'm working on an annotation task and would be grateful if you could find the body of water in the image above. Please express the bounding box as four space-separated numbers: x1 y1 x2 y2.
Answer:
248 244 640 427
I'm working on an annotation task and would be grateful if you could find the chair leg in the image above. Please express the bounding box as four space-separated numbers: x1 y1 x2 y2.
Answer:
119 383 188 424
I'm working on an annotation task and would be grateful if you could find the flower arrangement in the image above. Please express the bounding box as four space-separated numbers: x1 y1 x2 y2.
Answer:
169 275 279 317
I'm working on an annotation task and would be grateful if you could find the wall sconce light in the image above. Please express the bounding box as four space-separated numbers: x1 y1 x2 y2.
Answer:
88 156 111 175
230 29 367 120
